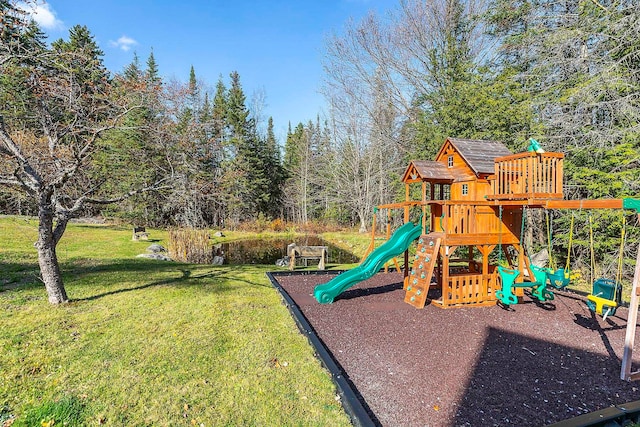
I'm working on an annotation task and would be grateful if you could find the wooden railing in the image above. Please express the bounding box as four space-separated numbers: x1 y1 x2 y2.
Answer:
436 203 504 236
443 272 498 307
489 152 564 200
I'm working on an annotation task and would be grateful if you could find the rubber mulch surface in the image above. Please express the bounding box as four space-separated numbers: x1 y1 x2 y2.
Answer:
273 271 640 426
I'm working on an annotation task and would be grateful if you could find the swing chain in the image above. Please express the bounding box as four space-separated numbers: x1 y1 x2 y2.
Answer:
498 205 503 265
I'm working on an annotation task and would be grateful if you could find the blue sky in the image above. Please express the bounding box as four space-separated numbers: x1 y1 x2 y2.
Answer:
26 0 396 138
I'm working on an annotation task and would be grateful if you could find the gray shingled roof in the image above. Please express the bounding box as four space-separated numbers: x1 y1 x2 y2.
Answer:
409 160 467 181
447 138 512 175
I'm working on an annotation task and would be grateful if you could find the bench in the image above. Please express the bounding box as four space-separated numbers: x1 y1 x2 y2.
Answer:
287 243 328 271
132 226 149 241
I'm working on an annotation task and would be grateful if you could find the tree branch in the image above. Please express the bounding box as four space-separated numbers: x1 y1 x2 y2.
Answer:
0 117 41 191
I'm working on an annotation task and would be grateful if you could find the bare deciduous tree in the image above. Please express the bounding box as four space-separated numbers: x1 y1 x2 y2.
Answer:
0 5 166 303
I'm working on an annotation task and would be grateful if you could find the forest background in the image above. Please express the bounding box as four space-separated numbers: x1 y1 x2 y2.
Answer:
1 0 639 286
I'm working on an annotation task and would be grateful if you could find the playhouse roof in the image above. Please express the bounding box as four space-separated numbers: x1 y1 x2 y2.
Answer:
437 138 512 176
402 160 468 183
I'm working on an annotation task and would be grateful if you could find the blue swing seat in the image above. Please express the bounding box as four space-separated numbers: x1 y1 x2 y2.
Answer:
546 268 571 289
586 278 622 317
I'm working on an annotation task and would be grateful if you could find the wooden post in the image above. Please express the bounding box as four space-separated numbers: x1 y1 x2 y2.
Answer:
318 249 326 271
405 184 410 222
422 181 427 234
621 226 640 380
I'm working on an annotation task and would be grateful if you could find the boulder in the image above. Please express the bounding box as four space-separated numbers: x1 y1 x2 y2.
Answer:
212 255 225 265
530 248 549 268
146 244 167 253
275 256 290 267
136 253 172 261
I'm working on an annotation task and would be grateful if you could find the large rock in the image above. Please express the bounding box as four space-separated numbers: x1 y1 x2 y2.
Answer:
136 253 172 261
275 256 290 267
212 256 225 265
146 244 166 253
530 248 549 268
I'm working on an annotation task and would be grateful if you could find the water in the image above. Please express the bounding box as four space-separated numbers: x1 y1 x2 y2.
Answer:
213 236 359 265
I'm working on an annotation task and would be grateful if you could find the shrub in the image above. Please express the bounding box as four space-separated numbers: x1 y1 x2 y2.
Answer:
168 228 212 263
269 218 286 232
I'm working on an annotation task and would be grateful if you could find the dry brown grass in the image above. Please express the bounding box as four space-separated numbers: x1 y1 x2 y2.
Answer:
167 228 212 263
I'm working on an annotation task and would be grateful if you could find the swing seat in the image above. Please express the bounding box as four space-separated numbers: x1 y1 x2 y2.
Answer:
586 278 622 317
530 265 555 302
547 268 571 289
496 266 520 305
586 294 617 317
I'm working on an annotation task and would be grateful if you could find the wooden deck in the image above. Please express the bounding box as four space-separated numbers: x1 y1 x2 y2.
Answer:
487 151 564 201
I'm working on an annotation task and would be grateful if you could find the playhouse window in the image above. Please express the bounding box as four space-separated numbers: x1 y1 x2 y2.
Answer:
443 185 451 200
462 184 468 196
448 155 454 168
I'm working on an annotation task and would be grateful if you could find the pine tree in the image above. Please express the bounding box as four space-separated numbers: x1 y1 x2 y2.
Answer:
51 25 108 88
145 48 160 84
261 117 285 217
124 52 142 81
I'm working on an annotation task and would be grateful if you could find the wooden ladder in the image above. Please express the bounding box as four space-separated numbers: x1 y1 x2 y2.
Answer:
405 233 443 308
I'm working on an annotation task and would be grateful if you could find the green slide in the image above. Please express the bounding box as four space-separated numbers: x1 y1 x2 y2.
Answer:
314 221 423 304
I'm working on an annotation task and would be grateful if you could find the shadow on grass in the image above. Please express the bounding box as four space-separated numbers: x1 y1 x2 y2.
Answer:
0 261 41 292
70 263 272 302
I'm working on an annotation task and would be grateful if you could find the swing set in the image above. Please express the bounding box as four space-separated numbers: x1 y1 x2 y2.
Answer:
585 213 625 319
495 206 555 306
544 210 574 289
538 209 626 319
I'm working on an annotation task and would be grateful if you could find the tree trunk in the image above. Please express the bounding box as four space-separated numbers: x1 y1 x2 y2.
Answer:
35 204 69 304
358 213 367 233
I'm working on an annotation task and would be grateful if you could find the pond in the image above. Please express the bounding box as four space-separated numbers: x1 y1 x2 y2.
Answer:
213 236 359 266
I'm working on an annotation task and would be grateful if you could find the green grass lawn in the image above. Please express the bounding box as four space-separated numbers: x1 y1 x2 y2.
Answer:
0 217 351 426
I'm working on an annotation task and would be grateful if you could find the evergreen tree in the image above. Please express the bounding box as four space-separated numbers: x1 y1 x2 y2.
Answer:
145 48 160 84
261 117 285 217
123 52 142 81
94 53 170 226
51 25 108 88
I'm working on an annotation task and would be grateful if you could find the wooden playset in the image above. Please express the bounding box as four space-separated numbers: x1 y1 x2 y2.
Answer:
377 137 638 309
314 136 640 380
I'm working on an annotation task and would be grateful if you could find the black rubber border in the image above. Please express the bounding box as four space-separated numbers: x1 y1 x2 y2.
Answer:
266 270 379 427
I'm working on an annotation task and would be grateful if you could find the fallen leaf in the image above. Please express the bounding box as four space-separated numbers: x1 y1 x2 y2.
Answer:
433 405 440 411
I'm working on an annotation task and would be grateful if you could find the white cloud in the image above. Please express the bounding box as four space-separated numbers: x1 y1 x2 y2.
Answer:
109 35 138 52
20 1 64 30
